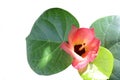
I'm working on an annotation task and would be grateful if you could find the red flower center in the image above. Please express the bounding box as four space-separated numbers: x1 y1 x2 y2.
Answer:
74 43 86 56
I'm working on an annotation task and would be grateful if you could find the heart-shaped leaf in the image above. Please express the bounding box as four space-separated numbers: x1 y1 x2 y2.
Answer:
81 47 114 80
90 16 120 80
26 8 79 75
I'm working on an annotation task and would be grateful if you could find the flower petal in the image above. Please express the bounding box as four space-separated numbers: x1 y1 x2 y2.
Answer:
60 42 83 62
86 38 100 52
68 25 78 45
60 42 73 56
72 57 89 70
86 38 101 62
71 28 95 45
61 42 78 58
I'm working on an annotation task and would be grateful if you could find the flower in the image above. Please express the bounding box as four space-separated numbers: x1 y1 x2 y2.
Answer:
60 25 100 72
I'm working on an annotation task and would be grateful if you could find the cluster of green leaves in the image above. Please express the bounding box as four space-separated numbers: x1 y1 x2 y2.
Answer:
91 16 120 80
26 8 120 80
81 47 113 80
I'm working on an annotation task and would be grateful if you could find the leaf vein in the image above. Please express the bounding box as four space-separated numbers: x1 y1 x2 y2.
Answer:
42 19 63 41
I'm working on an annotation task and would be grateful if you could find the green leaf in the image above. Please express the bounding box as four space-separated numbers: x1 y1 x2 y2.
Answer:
26 8 79 75
90 16 120 80
109 42 120 80
81 47 114 80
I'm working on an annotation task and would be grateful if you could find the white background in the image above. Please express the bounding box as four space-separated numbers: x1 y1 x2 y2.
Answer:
0 0 120 80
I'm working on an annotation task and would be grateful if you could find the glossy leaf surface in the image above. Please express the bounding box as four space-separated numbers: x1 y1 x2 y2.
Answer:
26 8 79 75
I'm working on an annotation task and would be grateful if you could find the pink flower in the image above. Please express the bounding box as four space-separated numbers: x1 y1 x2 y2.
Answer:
60 26 100 72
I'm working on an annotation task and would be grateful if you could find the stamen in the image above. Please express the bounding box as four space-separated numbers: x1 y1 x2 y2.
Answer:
74 44 86 56
83 43 86 45
79 43 86 50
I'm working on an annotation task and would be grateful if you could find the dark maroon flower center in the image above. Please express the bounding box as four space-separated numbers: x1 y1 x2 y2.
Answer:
74 44 85 56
